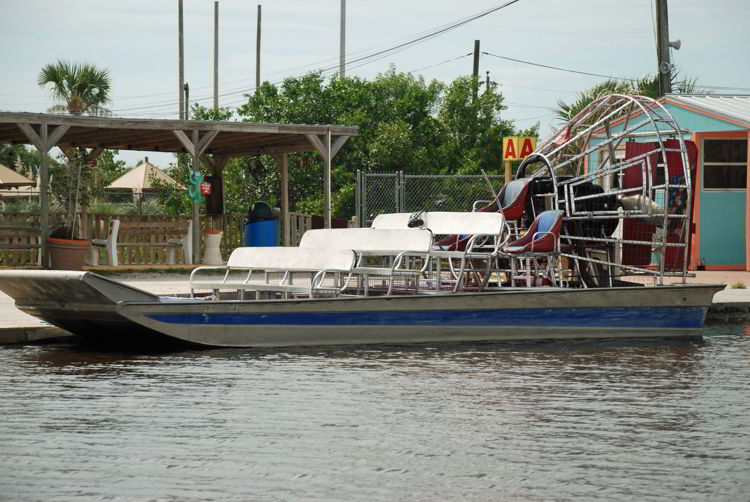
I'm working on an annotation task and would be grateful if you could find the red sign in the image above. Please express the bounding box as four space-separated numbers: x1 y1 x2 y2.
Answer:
200 182 212 195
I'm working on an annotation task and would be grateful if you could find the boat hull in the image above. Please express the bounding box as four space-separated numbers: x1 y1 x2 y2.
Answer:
0 271 722 348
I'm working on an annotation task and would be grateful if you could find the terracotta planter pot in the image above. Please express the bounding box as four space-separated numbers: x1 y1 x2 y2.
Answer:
47 237 91 270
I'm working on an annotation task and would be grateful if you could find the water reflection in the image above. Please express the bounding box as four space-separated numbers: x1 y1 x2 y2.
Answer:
1 327 749 502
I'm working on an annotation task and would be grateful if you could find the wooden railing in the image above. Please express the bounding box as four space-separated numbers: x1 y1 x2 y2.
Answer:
1 211 320 267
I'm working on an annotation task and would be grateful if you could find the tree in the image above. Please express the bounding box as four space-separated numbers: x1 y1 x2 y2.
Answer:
154 70 534 218
37 60 115 237
555 72 699 124
236 69 526 217
37 60 111 116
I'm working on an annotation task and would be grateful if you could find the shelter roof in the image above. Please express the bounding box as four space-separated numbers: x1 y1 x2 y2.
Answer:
106 159 184 192
0 112 358 157
663 94 750 128
0 162 35 188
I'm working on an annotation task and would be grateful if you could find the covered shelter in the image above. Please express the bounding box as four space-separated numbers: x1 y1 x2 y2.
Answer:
0 112 358 267
106 157 185 193
0 162 35 188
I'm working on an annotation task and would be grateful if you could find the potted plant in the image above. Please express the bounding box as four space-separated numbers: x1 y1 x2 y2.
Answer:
46 149 96 270
38 60 111 270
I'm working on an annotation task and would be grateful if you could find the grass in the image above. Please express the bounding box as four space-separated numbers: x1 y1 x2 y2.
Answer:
730 281 746 289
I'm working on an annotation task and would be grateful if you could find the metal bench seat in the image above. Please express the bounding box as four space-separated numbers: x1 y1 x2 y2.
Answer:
299 227 433 294
189 246 356 299
372 211 510 292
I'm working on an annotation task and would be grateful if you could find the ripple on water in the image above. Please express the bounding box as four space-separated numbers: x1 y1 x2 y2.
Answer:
1 328 749 501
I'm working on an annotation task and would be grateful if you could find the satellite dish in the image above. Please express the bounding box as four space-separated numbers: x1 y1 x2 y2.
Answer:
669 39 681 50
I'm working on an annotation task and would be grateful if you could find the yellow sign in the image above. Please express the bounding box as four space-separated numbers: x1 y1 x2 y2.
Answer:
502 136 537 160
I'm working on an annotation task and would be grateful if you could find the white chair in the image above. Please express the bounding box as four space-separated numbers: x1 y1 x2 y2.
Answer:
167 220 193 265
90 218 120 266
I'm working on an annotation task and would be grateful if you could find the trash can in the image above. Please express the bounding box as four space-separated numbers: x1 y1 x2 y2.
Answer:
243 201 278 246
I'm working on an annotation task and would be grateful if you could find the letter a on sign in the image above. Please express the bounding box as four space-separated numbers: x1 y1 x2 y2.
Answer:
503 137 519 160
520 137 536 158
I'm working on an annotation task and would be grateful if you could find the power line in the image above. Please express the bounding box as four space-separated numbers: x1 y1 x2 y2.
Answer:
110 1 524 115
407 53 472 74
482 51 640 83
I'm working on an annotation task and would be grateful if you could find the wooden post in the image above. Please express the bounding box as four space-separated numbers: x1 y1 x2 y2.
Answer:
174 129 220 264
274 153 290 246
306 132 349 230
191 130 201 263
179 0 185 119
213 1 219 110
504 160 512 184
340 0 346 77
256 5 261 90
655 0 672 96
325 129 332 228
472 40 480 101
16 122 70 268
39 125 50 267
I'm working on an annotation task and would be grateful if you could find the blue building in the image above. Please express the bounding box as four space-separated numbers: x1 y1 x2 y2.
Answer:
586 95 749 271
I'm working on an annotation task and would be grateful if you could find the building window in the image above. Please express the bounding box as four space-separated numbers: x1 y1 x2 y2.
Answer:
703 139 747 190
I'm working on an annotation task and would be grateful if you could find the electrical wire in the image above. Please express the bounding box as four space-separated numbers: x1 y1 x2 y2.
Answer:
109 1 523 115
482 51 640 83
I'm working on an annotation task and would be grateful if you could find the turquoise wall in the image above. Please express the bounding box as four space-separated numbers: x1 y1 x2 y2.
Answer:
585 101 748 267
662 104 745 133
699 192 747 266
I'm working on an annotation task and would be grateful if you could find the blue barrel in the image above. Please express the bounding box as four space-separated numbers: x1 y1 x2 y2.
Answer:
243 201 278 246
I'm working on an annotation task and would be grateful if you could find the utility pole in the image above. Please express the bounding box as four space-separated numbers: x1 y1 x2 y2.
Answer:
213 1 219 110
178 0 185 119
340 0 346 77
256 5 261 90
184 83 190 120
655 0 672 95
472 40 480 100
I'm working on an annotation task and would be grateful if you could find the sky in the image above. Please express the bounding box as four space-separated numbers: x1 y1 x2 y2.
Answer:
1 0 748 168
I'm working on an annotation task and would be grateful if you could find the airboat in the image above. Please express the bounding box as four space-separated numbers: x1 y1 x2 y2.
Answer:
0 95 723 348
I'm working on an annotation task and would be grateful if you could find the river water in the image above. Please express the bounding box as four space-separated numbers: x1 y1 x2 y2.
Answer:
2 325 749 502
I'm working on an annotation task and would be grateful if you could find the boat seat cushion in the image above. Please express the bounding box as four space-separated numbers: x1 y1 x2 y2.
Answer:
299 228 433 254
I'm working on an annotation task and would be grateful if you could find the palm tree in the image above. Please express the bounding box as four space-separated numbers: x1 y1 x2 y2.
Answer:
555 72 699 124
37 60 111 116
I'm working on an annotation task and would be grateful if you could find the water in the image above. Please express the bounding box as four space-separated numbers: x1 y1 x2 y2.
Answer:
2 326 750 502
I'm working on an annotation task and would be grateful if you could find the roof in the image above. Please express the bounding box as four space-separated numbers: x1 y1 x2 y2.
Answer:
0 163 35 188
106 159 184 192
663 94 750 128
0 185 37 198
0 112 358 157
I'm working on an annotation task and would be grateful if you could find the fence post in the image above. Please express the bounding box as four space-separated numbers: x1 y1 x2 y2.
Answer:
394 171 400 213
361 173 367 227
355 169 361 228
399 171 405 212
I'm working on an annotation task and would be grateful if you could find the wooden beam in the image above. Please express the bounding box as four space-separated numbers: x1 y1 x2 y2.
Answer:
191 130 201 264
330 135 349 159
88 148 105 164
306 134 328 161
196 130 220 156
325 130 331 228
173 129 194 153
1 111 359 136
16 123 44 152
274 153 290 246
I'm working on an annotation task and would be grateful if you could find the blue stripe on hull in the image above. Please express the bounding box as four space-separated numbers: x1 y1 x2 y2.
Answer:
148 306 706 329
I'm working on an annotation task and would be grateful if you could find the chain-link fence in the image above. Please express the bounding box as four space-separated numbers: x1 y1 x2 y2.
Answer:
356 171 505 226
